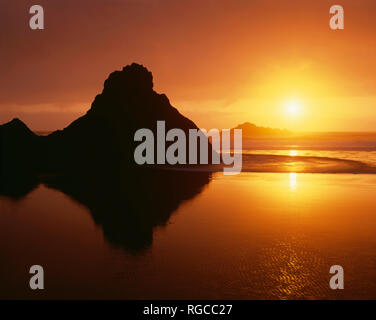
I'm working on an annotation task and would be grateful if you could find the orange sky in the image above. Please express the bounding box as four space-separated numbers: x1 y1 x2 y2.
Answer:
1 0 376 131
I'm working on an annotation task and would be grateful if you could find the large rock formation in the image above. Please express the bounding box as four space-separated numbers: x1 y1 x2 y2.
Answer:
1 63 210 174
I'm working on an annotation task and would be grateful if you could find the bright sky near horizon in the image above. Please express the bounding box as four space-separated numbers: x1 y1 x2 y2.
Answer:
1 0 376 131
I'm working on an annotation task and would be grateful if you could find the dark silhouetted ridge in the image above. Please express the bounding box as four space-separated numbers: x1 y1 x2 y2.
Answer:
1 63 211 174
232 122 291 137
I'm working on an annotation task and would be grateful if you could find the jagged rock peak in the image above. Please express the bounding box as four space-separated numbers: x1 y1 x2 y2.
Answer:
1 118 35 136
103 63 154 94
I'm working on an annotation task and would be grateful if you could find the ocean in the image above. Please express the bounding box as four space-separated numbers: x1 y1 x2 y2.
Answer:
1 135 376 299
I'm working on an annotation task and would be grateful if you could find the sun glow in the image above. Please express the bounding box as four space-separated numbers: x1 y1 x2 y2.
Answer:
285 100 301 117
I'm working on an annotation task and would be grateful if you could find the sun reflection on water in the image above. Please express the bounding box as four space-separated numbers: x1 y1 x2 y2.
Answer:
289 172 297 189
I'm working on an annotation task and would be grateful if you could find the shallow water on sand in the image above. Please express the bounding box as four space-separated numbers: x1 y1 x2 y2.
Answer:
244 149 376 167
1 172 376 299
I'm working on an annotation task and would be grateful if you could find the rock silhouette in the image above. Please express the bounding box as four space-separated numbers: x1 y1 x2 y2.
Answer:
1 63 212 174
232 122 291 138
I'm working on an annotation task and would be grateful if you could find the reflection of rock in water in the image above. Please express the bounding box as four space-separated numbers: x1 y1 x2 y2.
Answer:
0 174 39 200
1 168 211 253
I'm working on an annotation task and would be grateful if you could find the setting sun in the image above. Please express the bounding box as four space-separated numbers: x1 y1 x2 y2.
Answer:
285 100 301 117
